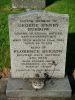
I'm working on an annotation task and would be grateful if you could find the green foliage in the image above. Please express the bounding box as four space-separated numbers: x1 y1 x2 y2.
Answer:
0 13 10 69
0 0 25 69
0 0 11 11
45 0 75 33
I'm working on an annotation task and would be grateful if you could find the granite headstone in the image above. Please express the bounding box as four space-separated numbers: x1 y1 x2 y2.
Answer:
9 10 69 79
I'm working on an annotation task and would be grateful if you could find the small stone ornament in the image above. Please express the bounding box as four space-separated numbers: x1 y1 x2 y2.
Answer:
32 74 44 89
32 78 44 89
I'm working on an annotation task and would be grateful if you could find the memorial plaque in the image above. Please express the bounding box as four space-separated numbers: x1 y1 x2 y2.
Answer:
11 0 45 9
9 11 69 78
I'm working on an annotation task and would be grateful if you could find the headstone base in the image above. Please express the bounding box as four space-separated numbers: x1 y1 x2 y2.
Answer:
6 76 71 100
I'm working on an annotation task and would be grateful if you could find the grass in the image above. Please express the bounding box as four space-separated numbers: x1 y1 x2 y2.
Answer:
45 0 75 33
0 0 25 69
0 0 75 69
0 13 9 69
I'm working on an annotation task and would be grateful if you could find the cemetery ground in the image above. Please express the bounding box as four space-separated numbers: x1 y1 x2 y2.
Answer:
0 0 75 99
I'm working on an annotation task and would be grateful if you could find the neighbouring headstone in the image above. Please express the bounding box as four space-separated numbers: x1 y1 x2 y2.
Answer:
9 10 69 79
11 0 46 9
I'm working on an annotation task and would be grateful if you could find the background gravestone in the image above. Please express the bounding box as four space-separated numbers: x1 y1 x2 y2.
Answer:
11 0 46 9
8 11 69 79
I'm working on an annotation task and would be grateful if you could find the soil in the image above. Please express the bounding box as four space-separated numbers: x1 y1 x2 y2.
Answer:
0 68 10 79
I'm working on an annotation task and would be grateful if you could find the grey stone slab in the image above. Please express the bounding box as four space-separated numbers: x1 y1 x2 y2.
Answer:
7 97 71 100
0 95 7 100
6 76 71 98
11 0 46 9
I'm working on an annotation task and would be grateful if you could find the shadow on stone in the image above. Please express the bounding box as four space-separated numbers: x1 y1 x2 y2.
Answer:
46 0 60 7
66 33 75 95
66 33 75 75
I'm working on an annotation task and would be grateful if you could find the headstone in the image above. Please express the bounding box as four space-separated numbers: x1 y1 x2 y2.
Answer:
8 10 69 79
11 0 46 9
6 10 72 100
